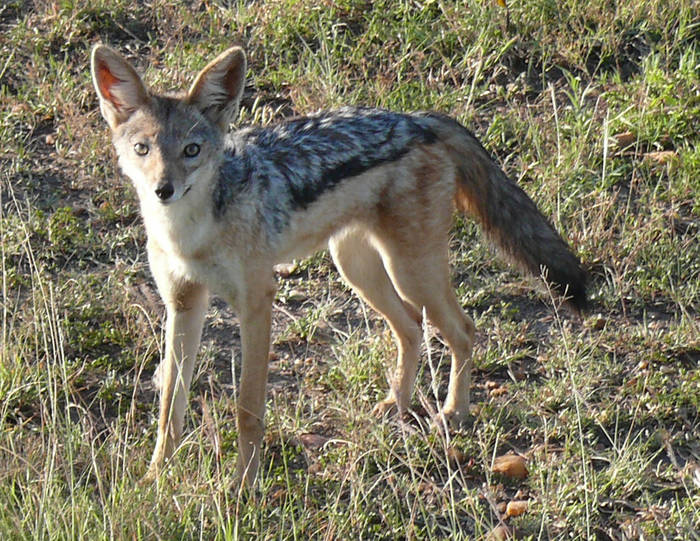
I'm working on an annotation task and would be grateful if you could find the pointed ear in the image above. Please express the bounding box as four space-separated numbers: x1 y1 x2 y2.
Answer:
91 45 149 130
187 47 246 130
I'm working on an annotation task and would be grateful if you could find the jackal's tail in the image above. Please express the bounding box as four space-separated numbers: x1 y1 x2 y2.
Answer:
418 112 587 311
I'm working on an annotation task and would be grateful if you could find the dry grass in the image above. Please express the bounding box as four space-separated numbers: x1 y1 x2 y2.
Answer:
1 0 698 538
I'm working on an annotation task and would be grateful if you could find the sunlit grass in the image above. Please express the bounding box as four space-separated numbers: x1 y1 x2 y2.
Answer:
0 0 698 538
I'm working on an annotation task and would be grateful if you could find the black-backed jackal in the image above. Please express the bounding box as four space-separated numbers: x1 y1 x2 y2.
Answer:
91 45 586 486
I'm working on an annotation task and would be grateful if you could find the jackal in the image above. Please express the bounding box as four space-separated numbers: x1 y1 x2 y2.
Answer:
91 45 586 486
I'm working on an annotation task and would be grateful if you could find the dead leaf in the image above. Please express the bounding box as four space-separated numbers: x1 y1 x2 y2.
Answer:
269 488 287 504
613 131 635 148
487 525 513 540
274 262 298 278
307 462 322 474
644 150 678 166
492 454 529 479
636 360 649 371
506 500 529 517
490 386 508 397
447 445 467 465
11 103 30 114
285 289 307 303
298 433 329 450
588 314 607 330
509 368 526 381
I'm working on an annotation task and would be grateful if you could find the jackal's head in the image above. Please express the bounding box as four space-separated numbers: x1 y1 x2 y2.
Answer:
91 45 246 205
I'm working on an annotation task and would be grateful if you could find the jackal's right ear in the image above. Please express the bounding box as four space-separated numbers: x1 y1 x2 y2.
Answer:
91 45 149 130
187 47 246 130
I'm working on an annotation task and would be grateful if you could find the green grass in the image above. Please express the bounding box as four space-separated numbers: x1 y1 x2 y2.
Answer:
1 0 698 538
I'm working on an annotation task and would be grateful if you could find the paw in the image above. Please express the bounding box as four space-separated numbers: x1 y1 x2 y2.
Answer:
372 396 398 418
140 464 159 485
436 405 473 430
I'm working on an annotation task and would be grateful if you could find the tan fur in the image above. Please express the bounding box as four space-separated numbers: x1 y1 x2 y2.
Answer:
91 45 586 487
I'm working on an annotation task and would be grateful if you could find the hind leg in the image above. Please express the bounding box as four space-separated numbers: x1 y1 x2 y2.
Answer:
375 234 476 424
329 228 423 416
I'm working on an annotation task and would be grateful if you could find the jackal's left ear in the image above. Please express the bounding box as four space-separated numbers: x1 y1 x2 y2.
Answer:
187 47 247 130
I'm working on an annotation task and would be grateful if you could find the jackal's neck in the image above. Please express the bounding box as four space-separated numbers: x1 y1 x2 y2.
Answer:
139 171 218 259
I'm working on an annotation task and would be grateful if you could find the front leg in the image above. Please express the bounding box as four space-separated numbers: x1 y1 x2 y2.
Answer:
145 276 208 480
234 270 276 487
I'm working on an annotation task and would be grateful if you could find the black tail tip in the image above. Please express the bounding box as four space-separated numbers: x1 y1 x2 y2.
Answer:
569 287 588 314
543 263 587 315
560 281 588 315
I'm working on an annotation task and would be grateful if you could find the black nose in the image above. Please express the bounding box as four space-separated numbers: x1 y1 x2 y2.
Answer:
155 182 174 201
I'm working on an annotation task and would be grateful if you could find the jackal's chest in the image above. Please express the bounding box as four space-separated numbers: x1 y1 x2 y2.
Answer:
170 249 242 296
143 208 227 279
148 232 244 301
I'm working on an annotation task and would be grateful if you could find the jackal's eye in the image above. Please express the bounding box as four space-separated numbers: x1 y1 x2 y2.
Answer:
134 143 149 156
183 143 200 158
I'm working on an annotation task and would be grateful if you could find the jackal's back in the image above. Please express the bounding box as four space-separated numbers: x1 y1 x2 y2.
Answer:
217 107 437 224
